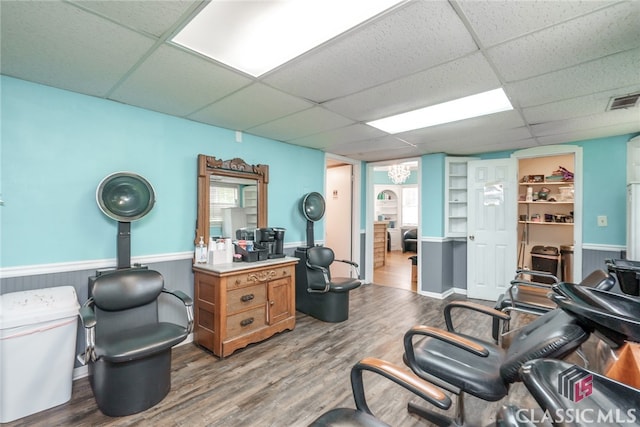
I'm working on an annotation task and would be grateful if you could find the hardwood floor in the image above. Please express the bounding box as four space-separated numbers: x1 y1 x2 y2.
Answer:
6 284 579 427
374 250 415 291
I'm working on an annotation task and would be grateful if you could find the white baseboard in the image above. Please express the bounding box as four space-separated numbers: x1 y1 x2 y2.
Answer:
419 287 466 299
72 333 194 381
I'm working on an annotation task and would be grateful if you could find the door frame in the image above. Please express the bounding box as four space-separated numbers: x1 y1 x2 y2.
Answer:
511 145 583 282
365 157 421 286
325 153 361 273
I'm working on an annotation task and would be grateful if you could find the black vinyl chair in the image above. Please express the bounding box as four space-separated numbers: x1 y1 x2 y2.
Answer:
403 302 590 426
492 269 615 343
516 359 640 427
551 282 640 347
402 229 417 253
309 357 451 427
300 246 361 322
78 268 193 416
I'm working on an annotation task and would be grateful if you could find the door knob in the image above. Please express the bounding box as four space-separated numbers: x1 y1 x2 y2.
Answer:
468 235 475 241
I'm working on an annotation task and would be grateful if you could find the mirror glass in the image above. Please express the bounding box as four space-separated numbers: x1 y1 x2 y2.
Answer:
196 155 268 245
209 176 257 238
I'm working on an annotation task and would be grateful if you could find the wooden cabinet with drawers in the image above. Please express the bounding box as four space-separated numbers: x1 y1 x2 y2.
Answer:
193 257 297 357
373 221 388 268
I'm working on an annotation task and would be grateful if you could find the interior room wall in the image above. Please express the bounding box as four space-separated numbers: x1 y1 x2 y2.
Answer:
418 134 636 295
0 76 325 270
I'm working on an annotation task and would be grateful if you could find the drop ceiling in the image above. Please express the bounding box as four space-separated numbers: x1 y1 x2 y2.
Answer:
1 0 639 162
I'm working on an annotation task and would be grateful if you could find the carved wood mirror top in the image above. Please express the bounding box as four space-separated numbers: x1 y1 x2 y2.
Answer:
196 155 268 244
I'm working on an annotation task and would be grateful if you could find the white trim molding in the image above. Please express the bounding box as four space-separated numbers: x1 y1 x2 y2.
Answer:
582 243 625 252
419 287 467 299
0 251 194 279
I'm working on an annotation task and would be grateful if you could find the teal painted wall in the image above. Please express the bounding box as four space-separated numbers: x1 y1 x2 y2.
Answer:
576 135 631 245
418 134 637 244
421 153 445 237
0 76 324 267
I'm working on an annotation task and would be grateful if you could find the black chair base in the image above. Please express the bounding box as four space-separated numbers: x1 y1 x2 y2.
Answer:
297 290 352 322
89 349 172 416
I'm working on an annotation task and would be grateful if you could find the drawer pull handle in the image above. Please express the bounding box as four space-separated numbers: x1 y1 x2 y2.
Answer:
235 279 241 285
240 317 254 327
240 294 254 302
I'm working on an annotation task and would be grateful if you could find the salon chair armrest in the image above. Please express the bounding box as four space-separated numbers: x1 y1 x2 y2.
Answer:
162 289 194 334
77 302 97 365
514 269 559 283
352 357 451 416
335 259 361 280
404 325 489 358
306 261 331 292
443 300 510 333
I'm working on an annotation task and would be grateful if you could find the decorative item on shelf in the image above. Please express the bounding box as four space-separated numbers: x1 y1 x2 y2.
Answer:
546 166 574 182
522 174 545 183
537 187 551 200
388 164 411 184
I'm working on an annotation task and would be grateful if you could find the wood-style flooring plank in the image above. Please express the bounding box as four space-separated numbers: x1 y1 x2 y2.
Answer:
5 284 573 427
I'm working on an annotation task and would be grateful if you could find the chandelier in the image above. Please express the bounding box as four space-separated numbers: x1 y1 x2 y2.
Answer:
388 164 411 184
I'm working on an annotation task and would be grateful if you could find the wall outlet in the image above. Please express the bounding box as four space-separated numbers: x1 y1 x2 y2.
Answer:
597 215 608 227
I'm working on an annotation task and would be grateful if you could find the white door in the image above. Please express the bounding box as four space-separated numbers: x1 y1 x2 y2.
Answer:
467 158 518 300
326 164 353 277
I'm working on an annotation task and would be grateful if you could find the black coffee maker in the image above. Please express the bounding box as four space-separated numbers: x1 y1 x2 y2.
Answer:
255 227 286 258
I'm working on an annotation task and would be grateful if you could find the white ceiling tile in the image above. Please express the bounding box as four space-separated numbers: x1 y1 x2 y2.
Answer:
110 45 252 117
289 124 387 150
330 135 410 155
457 0 619 47
523 85 640 123
188 83 313 131
410 126 533 153
398 109 527 145
247 107 355 142
0 1 156 97
507 49 640 108
530 108 640 137
536 122 640 146
69 0 199 37
263 0 477 103
323 52 501 121
487 1 640 81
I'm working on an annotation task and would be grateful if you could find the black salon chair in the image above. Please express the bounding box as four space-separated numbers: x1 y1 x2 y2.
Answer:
492 269 615 342
517 359 640 426
301 246 361 322
402 228 417 253
309 357 451 427
403 302 590 426
551 282 640 347
78 268 193 416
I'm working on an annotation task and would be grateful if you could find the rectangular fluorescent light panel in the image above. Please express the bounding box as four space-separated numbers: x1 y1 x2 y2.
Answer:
367 88 514 134
172 0 401 77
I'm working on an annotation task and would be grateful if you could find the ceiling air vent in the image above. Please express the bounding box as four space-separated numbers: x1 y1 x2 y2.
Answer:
607 92 640 111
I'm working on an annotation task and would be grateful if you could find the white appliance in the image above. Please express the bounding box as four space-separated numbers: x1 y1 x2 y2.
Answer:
628 183 640 261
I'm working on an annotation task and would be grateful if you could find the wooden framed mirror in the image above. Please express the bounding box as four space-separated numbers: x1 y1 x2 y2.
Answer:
196 155 268 244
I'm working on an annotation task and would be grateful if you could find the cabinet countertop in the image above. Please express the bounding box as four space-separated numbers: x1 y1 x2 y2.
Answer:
193 256 299 275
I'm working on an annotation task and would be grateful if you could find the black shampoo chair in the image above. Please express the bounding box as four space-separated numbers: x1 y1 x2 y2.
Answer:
517 359 640 427
310 357 451 426
404 302 589 426
78 269 193 416
301 246 361 322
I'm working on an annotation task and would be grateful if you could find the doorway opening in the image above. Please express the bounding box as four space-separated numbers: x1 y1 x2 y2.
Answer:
367 159 420 292
325 155 360 278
